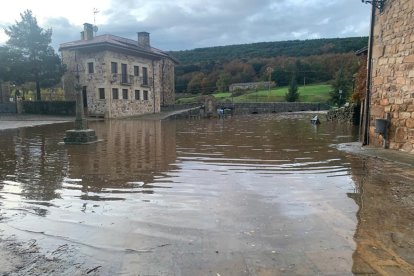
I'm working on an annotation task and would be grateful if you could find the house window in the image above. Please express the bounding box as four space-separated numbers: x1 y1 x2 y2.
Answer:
99 88 105 99
135 90 140 100
111 62 118 74
88 62 94 74
143 90 149 101
142 67 148 86
134 66 139 76
122 89 128 99
112 88 119 99
121 63 128 84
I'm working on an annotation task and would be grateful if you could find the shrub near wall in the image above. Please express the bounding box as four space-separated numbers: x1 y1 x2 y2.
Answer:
326 104 361 125
22 101 76 115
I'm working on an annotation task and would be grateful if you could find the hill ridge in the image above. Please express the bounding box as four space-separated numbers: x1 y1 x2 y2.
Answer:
169 37 368 64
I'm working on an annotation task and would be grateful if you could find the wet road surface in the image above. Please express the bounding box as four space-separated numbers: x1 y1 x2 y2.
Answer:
0 113 413 275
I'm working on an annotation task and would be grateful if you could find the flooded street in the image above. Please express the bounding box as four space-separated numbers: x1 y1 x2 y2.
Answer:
0 114 414 275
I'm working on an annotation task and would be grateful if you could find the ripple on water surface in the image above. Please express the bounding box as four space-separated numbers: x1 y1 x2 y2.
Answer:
2 114 410 274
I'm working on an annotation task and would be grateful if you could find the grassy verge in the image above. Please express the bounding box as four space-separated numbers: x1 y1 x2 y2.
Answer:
176 84 332 104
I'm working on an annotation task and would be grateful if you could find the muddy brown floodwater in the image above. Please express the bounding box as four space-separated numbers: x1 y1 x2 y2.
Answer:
0 113 414 275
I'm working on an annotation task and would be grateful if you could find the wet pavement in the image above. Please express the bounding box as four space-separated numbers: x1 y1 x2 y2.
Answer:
0 114 74 130
0 113 413 275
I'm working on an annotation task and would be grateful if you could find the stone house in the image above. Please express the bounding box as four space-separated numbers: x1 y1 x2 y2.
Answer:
367 0 414 153
59 23 178 118
229 81 275 92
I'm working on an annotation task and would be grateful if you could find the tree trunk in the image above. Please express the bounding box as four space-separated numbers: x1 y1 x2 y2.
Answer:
35 76 41 101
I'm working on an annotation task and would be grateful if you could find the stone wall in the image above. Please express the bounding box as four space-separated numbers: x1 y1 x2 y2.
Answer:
326 105 361 125
370 0 414 153
227 102 329 115
229 81 276 92
160 59 176 106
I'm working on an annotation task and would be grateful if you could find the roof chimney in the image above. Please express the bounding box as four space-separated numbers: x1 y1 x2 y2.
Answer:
82 23 94 40
138 32 150 48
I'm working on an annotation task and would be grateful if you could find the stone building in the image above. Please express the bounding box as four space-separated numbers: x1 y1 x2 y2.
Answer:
59 23 178 118
229 81 275 92
368 0 414 153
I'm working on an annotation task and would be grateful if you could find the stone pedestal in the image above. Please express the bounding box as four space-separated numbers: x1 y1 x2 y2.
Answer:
63 129 98 144
63 78 99 145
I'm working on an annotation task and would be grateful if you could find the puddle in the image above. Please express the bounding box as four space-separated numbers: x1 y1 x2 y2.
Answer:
0 114 413 274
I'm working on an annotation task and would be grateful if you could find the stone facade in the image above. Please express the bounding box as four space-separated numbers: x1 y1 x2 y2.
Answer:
370 0 414 153
60 24 177 119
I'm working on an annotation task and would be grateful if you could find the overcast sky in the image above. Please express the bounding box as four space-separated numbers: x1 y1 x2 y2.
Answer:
0 0 372 51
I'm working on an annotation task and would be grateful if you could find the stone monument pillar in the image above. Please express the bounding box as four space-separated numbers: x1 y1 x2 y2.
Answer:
63 76 98 144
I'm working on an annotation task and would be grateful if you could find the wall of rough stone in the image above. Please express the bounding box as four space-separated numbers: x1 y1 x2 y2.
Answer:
221 102 329 115
326 105 361 125
370 0 414 153
159 59 176 106
61 48 175 118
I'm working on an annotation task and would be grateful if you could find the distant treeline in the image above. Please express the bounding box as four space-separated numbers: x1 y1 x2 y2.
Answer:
170 37 368 64
169 37 368 94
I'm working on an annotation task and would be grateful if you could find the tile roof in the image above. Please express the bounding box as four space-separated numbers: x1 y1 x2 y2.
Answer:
59 34 178 63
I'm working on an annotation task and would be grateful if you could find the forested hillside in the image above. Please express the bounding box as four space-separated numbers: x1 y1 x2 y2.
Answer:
170 37 367 65
169 37 368 95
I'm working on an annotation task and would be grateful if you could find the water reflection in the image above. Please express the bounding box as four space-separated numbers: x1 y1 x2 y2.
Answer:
65 120 177 199
0 126 69 216
0 114 412 274
0 120 176 216
348 158 414 274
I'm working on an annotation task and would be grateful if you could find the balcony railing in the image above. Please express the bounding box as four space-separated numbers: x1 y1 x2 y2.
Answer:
110 74 152 87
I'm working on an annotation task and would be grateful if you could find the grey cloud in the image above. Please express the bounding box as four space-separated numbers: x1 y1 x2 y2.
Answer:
43 17 81 50
45 0 371 51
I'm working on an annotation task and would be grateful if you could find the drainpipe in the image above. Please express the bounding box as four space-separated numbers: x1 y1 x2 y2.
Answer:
362 0 376 146
152 60 156 113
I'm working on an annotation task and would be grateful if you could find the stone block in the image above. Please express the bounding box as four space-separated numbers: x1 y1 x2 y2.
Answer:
380 98 389 105
396 76 406 84
396 57 404 64
395 127 407 142
389 142 400 150
402 142 413 152
371 105 384 117
63 129 98 144
403 55 414 63
395 98 404 104
385 105 391 112
400 112 411 119
374 77 384 85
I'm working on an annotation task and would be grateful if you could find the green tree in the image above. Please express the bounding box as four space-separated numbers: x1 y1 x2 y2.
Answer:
187 72 205 94
216 73 230 92
330 68 352 106
4 10 64 100
0 46 10 81
285 76 299 102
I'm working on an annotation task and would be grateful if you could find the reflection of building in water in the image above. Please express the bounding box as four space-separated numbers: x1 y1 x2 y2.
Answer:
0 125 69 209
67 120 177 187
348 159 414 274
